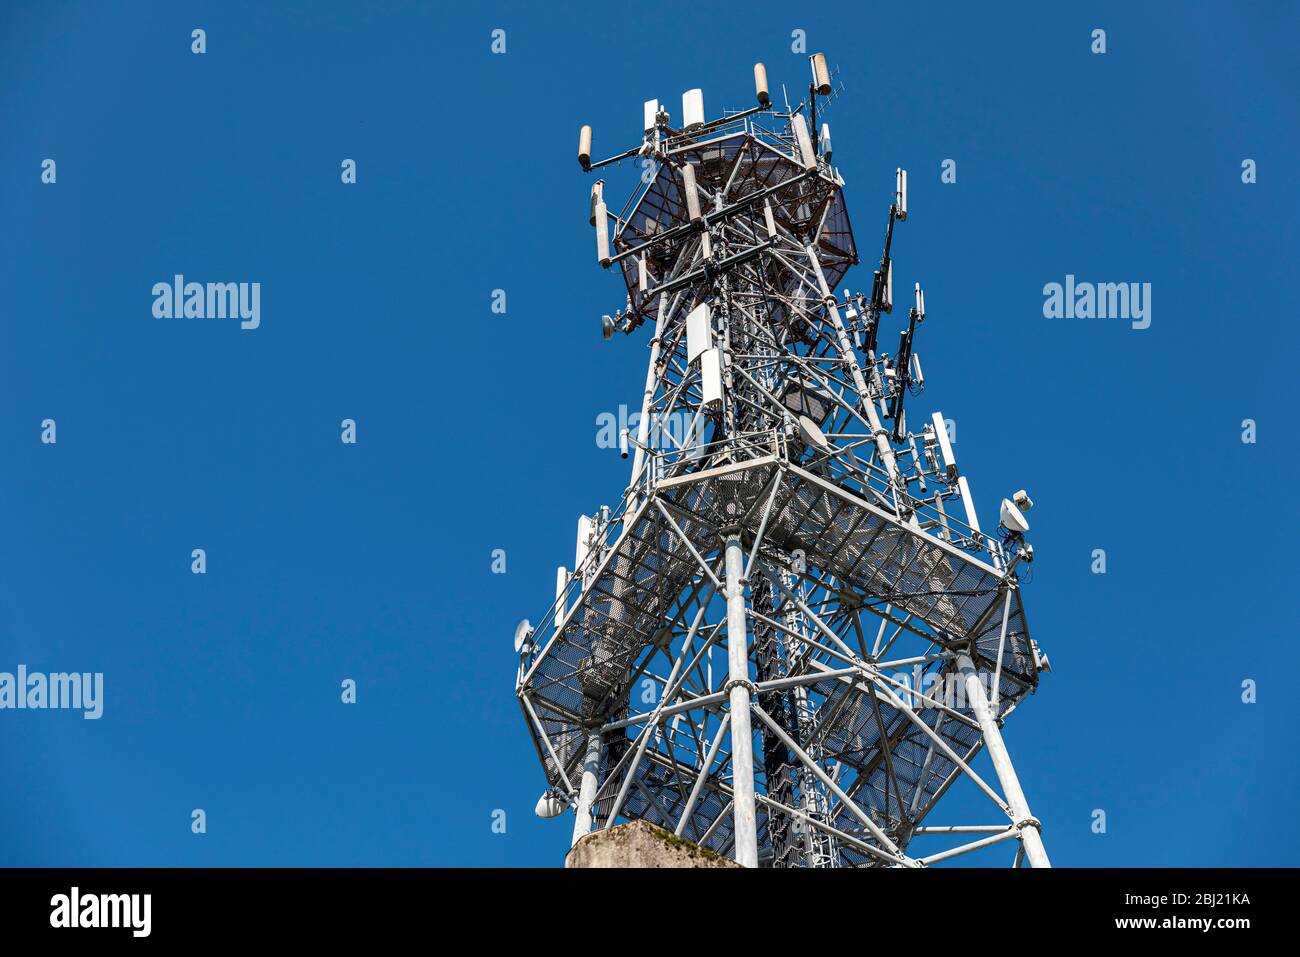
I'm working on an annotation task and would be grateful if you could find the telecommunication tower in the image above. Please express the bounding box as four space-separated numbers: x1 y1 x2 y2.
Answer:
514 55 1053 868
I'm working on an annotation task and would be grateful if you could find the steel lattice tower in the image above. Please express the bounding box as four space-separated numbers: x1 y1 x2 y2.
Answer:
515 56 1052 868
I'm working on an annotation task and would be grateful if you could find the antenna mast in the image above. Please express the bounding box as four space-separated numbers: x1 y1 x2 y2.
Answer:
516 55 1052 868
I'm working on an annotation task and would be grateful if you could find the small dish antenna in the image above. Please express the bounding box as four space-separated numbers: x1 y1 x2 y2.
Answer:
514 619 535 654
797 415 831 453
999 499 1030 535
534 790 566 819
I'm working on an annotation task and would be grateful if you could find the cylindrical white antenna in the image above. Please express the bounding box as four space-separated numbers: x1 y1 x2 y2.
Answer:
619 428 629 459
754 63 770 107
589 180 603 226
811 53 831 96
914 281 924 318
579 125 592 170
791 114 816 170
593 201 610 266
896 167 908 220
820 123 832 163
682 164 709 260
884 260 893 312
681 162 702 221
682 88 705 130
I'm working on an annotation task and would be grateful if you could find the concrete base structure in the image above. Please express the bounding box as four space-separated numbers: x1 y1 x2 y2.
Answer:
566 820 741 869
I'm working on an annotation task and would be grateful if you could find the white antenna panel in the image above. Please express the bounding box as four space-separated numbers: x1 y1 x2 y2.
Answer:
931 411 957 481
791 114 816 170
575 514 595 572
956 476 981 535
554 566 567 632
701 348 722 406
594 202 610 266
686 303 711 363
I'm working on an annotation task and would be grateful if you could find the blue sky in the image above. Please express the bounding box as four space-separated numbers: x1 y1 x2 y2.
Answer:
0 0 1296 866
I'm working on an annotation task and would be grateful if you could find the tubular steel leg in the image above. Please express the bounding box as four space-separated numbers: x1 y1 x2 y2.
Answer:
956 652 1051 868
724 534 759 868
570 730 604 848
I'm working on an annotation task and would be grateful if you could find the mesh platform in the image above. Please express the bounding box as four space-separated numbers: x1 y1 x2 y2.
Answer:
519 454 1037 863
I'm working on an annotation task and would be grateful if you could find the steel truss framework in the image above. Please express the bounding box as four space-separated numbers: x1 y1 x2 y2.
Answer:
516 65 1051 868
